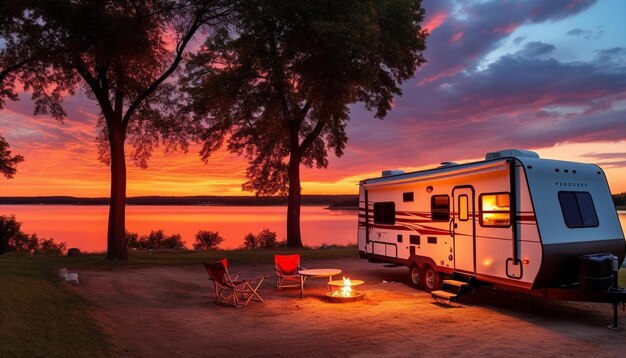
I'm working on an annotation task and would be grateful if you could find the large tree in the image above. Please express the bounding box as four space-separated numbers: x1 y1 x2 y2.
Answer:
0 0 230 259
182 0 427 247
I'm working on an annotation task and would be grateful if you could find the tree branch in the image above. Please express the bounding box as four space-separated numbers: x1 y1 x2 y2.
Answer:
122 3 221 126
298 116 326 155
74 57 115 119
0 57 33 84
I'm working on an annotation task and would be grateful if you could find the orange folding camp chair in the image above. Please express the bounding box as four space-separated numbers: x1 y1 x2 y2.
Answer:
203 259 265 307
274 254 303 290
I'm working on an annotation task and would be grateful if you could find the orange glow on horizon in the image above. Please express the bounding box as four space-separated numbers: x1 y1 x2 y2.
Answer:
0 137 625 197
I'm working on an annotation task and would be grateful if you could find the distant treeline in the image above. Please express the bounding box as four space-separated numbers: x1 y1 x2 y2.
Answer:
0 195 360 207
1 193 622 208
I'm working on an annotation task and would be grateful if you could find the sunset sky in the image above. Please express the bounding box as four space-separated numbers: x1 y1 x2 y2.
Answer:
1 0 625 197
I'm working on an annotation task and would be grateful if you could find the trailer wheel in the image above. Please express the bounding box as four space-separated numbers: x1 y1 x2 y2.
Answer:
422 265 441 292
409 265 422 289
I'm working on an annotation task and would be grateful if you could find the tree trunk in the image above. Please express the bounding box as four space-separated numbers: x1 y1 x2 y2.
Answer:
286 152 303 247
106 127 128 260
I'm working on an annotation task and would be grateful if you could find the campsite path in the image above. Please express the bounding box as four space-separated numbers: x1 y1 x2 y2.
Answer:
75 257 626 357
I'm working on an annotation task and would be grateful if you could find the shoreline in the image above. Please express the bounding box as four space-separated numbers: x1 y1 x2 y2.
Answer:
0 195 359 207
0 203 623 212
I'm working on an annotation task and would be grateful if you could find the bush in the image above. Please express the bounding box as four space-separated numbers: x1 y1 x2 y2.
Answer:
241 229 278 249
0 215 66 255
126 231 140 248
36 238 67 255
161 233 184 249
193 230 224 250
127 230 185 250
257 229 278 248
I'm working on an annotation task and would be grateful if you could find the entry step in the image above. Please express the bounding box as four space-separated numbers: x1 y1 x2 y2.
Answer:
443 279 469 287
431 290 457 299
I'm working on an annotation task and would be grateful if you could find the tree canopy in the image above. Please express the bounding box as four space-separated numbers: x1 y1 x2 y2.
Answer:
182 0 427 246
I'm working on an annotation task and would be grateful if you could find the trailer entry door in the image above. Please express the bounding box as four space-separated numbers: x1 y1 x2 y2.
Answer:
453 186 476 274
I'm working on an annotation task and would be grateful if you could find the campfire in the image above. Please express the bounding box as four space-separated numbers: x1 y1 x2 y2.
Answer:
325 277 365 303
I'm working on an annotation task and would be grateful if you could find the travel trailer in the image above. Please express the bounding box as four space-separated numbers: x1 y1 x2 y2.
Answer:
357 149 626 305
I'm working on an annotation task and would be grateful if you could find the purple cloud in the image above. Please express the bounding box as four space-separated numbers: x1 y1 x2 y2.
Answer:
566 27 604 40
328 0 624 178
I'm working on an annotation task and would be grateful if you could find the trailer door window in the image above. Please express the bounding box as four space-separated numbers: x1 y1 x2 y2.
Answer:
558 191 599 228
431 195 450 221
480 193 511 227
373 202 395 225
458 195 468 221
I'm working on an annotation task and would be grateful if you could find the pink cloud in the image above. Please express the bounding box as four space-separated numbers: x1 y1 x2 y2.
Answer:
450 32 464 43
423 11 448 34
492 23 519 34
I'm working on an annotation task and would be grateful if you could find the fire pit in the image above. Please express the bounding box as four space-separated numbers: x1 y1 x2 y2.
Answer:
325 277 365 303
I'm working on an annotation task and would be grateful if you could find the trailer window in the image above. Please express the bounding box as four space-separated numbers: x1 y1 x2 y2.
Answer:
373 202 395 225
403 192 414 202
458 195 468 221
431 195 449 221
480 193 510 227
558 191 599 228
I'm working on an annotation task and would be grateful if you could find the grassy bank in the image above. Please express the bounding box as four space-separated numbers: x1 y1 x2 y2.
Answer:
0 247 358 357
0 255 115 357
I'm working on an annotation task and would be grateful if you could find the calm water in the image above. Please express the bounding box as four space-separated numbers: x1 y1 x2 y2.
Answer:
2 206 625 253
1 205 357 252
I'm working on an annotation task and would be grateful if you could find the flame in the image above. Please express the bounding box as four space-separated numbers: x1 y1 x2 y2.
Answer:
331 277 354 297
340 277 353 297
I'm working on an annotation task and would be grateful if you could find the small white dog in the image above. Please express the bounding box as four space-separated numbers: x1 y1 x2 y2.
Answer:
59 268 79 286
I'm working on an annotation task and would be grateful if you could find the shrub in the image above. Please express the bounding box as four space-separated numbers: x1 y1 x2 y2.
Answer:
193 230 224 250
127 230 185 250
257 229 278 248
241 229 278 249
36 238 67 255
242 232 258 249
126 231 140 248
161 233 184 249
0 215 66 255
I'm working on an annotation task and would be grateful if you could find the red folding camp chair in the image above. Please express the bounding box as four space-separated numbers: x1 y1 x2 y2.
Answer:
203 259 265 307
274 254 303 290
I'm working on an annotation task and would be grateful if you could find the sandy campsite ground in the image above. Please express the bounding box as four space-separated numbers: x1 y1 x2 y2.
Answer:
75 257 626 357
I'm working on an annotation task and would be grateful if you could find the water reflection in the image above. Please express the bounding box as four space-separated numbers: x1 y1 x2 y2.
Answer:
2 205 357 252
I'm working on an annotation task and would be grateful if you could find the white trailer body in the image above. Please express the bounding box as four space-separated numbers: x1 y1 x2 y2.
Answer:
357 150 625 292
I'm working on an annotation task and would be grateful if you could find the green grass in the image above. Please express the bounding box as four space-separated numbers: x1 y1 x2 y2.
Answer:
0 247 358 357
0 255 115 357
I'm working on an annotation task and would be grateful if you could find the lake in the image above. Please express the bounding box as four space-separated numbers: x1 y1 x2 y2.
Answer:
1 205 625 253
1 205 357 252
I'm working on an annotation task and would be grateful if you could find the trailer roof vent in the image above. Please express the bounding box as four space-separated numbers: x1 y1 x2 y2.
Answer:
439 161 458 167
381 169 405 177
485 149 540 160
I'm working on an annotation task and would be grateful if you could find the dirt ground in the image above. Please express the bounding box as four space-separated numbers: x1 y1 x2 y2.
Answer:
75 257 626 357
